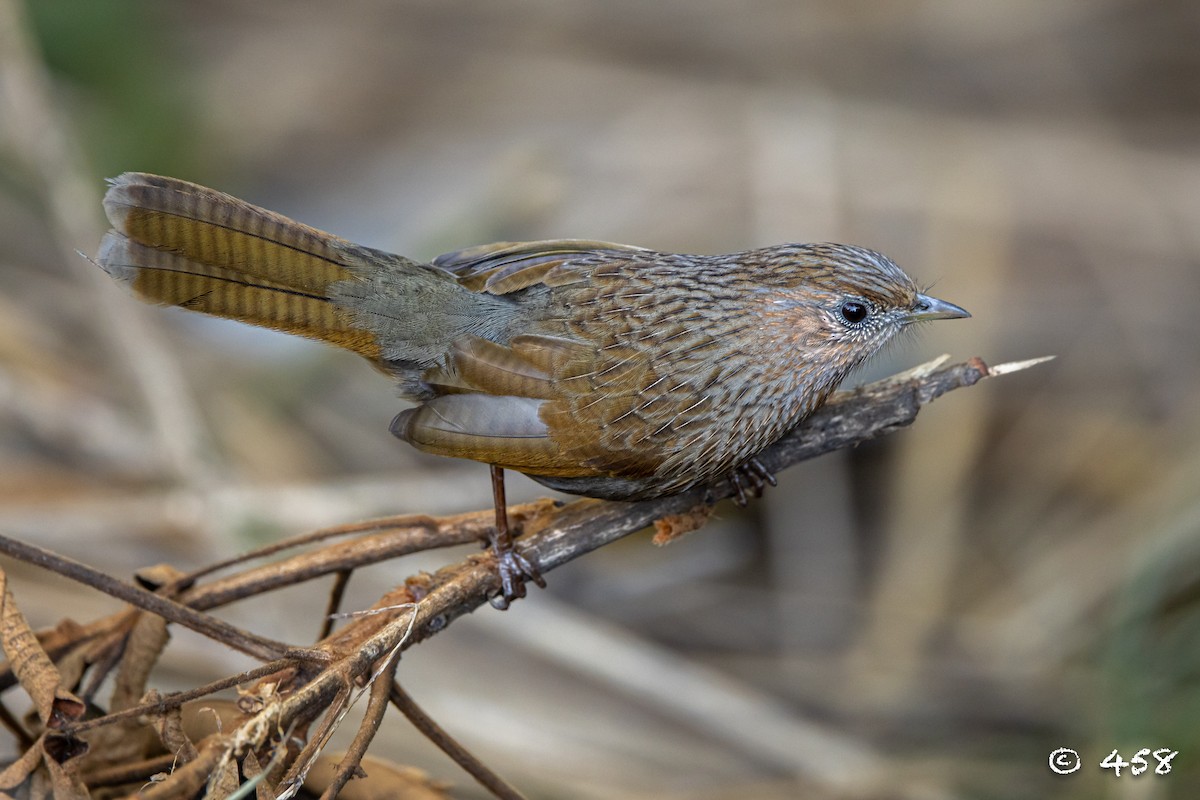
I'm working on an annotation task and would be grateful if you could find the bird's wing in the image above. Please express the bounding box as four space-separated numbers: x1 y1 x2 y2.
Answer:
434 239 650 294
408 241 671 478
397 333 611 477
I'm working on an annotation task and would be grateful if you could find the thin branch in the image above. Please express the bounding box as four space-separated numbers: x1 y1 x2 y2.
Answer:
134 739 224 800
319 571 353 641
64 660 295 736
317 652 401 800
523 356 1012 582
276 685 353 797
389 682 527 800
177 502 556 612
0 699 32 749
0 536 291 662
174 513 444 586
80 753 177 789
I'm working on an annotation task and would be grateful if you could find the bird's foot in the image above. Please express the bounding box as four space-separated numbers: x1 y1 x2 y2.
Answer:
486 531 546 610
728 457 778 507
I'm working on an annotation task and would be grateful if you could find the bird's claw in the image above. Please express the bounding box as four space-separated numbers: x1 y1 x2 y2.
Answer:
486 532 546 610
728 457 778 507
730 472 749 507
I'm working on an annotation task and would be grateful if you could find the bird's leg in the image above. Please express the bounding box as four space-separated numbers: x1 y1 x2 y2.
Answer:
486 465 546 610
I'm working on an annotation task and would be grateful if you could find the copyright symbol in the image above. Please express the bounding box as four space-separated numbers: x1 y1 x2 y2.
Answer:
1049 748 1081 775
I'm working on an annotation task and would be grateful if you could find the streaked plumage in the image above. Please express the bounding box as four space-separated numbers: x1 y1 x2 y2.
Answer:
96 172 969 502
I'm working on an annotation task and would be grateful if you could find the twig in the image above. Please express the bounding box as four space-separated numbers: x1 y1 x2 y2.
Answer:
317 652 401 800
521 357 1015 580
0 536 291 662
81 753 177 789
177 502 555 612
0 699 33 749
174 512 443 586
389 682 526 800
65 660 294 736
319 570 354 641
134 739 224 800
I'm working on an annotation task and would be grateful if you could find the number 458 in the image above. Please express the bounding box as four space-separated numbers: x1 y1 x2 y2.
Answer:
1100 748 1177 777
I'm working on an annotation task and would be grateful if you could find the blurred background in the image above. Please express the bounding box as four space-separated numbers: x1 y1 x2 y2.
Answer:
2 0 1199 797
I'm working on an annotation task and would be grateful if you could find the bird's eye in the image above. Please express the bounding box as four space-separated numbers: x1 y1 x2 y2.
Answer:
838 300 869 326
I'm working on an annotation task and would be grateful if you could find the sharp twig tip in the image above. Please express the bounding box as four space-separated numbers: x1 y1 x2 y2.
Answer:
987 355 1056 376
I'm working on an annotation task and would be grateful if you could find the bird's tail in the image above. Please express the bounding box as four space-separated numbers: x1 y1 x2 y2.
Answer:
97 172 382 360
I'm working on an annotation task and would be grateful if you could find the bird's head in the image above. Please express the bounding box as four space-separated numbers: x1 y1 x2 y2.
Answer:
754 242 970 380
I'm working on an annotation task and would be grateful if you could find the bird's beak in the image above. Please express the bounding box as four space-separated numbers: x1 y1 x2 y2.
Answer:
909 293 971 322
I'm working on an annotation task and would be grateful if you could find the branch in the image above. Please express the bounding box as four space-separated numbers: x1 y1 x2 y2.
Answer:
0 354 1047 799
521 355 1046 580
272 354 1043 799
277 355 1039 688
0 536 293 662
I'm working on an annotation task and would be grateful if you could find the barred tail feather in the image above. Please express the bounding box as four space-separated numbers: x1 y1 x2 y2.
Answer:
96 172 381 359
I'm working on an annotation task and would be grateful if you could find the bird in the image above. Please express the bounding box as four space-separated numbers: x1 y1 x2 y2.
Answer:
95 172 969 604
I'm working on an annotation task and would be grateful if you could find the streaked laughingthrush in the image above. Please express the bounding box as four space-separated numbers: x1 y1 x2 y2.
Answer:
96 173 970 603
